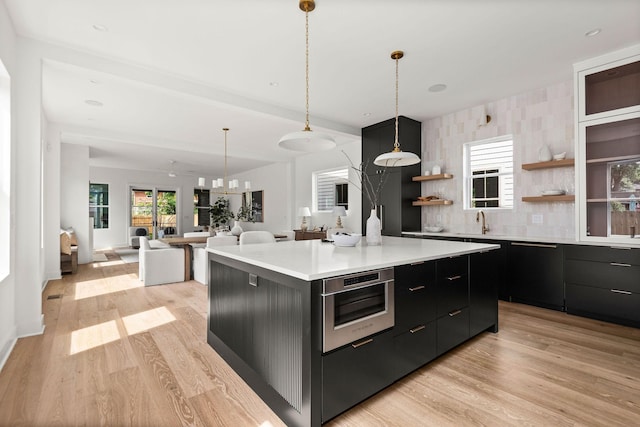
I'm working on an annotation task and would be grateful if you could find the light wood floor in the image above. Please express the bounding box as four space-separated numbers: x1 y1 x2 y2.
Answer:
0 251 638 427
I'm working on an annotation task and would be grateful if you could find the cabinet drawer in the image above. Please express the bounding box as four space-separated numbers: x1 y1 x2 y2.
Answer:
395 262 436 329
436 274 469 317
436 307 470 355
566 283 640 325
565 245 640 265
322 330 395 422
565 259 640 293
437 255 468 279
393 322 436 378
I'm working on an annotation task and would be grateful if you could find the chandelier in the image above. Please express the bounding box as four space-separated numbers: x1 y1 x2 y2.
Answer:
278 0 336 152
198 128 250 196
374 50 421 167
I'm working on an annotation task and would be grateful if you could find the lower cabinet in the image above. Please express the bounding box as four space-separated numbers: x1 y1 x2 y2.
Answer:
469 248 500 336
565 245 640 327
507 241 564 310
393 322 437 378
437 307 470 354
435 255 470 355
322 330 395 422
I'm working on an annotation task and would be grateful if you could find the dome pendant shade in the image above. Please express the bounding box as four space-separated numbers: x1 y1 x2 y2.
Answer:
278 129 336 152
279 0 336 152
374 50 420 167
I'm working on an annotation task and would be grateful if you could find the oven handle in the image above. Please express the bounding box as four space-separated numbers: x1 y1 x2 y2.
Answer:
321 280 392 297
351 338 374 349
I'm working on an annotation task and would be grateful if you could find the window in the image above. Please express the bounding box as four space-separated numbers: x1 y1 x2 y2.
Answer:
463 136 513 209
89 183 109 229
314 168 349 211
194 189 210 227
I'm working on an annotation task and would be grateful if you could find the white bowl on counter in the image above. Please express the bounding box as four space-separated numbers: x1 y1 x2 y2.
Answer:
332 233 362 247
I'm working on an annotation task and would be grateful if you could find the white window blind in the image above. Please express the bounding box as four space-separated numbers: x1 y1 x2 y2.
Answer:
464 136 514 209
315 168 349 211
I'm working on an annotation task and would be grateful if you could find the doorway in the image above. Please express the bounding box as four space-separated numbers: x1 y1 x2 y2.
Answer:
130 187 178 239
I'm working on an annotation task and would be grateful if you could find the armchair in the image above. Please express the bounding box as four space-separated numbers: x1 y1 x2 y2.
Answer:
129 226 149 249
138 236 185 286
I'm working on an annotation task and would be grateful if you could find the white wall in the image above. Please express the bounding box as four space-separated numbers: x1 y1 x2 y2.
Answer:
0 0 18 370
422 80 575 239
60 143 91 263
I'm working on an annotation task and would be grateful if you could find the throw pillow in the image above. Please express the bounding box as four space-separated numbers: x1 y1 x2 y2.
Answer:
135 228 147 236
60 230 72 255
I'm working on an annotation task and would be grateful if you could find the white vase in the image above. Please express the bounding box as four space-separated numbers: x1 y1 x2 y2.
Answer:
366 208 382 246
538 144 552 162
231 221 243 236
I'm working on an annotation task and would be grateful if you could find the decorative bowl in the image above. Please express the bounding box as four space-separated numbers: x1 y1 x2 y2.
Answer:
553 152 566 160
332 233 362 247
424 226 444 233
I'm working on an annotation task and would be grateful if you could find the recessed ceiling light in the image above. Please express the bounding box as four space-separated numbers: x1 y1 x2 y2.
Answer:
92 24 108 32
428 83 447 93
585 28 601 37
85 99 103 107
363 112 372 117
89 79 100 84
269 81 279 87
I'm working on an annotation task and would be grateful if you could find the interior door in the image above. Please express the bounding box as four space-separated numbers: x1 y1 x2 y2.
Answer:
130 187 178 238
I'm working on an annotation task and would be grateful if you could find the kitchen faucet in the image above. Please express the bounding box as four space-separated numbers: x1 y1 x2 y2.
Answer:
476 210 489 234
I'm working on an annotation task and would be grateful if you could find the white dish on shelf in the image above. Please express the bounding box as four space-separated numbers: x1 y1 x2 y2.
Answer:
424 226 444 233
541 189 566 196
553 152 567 160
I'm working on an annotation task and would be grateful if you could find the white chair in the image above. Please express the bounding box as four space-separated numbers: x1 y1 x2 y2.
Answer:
192 235 237 285
138 236 185 286
239 231 276 245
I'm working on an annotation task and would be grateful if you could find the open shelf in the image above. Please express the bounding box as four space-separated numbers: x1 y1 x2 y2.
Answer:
412 173 454 182
586 154 639 164
522 195 575 203
521 158 574 170
412 199 453 206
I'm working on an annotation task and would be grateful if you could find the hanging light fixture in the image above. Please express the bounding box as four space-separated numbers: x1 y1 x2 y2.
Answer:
278 0 336 152
198 128 250 196
374 50 421 167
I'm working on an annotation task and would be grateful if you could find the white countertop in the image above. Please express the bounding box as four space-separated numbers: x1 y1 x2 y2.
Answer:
207 236 499 281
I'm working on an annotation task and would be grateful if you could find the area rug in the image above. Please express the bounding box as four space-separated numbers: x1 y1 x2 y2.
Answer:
92 253 108 262
114 248 139 264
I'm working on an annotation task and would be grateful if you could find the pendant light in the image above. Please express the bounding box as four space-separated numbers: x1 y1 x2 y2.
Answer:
374 50 421 167
278 0 336 152
198 128 250 196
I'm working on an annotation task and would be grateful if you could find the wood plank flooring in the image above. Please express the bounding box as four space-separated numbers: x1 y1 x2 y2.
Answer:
0 251 638 426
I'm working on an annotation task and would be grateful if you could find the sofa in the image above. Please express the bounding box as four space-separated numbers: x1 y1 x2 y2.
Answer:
60 228 78 274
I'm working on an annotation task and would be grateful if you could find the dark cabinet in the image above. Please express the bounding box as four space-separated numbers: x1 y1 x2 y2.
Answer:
435 256 470 355
393 261 437 378
565 245 640 327
361 116 421 236
469 247 501 336
322 330 395 422
507 241 564 311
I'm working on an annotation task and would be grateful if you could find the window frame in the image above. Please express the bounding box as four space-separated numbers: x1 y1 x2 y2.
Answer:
463 135 514 211
89 183 110 229
313 167 349 212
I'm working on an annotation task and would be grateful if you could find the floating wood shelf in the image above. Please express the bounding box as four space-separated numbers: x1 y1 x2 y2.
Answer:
412 173 454 182
586 154 639 164
412 199 453 206
521 158 574 170
522 195 575 202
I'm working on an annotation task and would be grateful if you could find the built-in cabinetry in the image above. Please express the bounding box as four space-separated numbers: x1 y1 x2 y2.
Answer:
575 45 640 244
565 245 640 328
361 116 421 236
521 159 576 202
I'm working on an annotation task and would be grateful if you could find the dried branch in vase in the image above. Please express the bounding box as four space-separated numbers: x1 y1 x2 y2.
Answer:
342 151 389 208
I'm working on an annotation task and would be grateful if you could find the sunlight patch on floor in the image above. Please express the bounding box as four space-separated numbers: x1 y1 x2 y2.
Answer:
89 260 126 268
122 306 176 336
258 422 275 427
70 320 120 354
74 275 143 300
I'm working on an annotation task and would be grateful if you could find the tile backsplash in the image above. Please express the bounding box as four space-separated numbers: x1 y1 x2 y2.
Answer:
421 80 575 239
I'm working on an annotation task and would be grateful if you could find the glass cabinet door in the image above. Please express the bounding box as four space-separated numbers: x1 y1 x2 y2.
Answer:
580 114 640 239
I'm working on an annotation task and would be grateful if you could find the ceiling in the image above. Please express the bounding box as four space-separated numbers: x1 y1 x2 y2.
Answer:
4 0 640 179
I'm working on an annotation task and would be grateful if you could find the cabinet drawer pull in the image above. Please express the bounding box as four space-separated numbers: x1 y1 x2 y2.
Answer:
409 285 426 292
351 338 373 349
410 261 425 266
511 242 557 249
447 275 462 281
610 262 631 267
611 289 632 295
448 309 462 317
410 325 426 334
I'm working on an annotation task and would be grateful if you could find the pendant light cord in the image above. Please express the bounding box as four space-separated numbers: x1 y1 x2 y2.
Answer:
304 7 311 131
394 54 400 150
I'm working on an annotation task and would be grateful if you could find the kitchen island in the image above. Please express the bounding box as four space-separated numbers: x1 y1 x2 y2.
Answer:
207 236 500 427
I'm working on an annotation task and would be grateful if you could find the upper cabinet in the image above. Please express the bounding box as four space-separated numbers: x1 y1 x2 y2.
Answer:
574 45 640 245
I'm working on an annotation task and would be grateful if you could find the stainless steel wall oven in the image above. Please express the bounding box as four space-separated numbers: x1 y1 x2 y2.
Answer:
322 268 394 353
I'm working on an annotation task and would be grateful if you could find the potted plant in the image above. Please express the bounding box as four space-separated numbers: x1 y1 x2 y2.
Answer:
209 197 233 229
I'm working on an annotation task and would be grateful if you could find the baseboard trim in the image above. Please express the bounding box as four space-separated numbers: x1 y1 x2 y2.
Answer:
0 329 17 372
